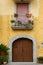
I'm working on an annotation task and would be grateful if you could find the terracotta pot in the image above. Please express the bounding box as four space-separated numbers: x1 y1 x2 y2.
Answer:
26 14 32 18
3 62 7 64
38 61 43 64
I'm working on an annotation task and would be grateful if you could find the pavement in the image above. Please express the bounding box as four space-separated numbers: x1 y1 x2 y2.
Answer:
6 62 43 65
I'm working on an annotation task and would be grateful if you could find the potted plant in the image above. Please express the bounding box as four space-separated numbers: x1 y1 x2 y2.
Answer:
11 20 16 26
11 20 16 23
0 44 9 56
26 14 32 18
0 44 9 64
0 56 3 65
2 56 8 64
37 57 43 63
26 21 30 28
14 13 18 17
26 20 33 29
18 20 22 26
28 20 34 24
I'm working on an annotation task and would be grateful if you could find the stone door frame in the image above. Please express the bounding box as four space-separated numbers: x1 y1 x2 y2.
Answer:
9 34 37 63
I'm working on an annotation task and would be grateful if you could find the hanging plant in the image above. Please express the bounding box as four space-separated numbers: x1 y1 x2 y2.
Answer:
11 20 16 23
14 13 18 17
26 14 32 18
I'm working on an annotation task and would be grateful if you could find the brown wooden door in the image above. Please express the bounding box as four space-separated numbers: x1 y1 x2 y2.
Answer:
12 38 33 62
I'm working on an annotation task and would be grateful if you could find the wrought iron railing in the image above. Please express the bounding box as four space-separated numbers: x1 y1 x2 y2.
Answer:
11 20 34 30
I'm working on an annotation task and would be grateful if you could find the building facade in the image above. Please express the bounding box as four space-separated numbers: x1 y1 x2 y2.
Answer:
0 0 43 63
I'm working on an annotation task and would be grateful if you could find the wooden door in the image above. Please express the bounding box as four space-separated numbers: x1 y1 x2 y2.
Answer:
12 38 33 62
16 4 29 24
23 39 33 62
12 39 23 62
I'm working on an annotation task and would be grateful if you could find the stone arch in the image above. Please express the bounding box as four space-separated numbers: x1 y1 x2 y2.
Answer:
9 34 36 63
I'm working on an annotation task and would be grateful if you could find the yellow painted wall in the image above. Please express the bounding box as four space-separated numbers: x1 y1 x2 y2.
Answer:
0 0 43 57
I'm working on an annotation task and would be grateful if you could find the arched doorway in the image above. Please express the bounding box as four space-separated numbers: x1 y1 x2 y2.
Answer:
9 35 36 63
12 38 33 62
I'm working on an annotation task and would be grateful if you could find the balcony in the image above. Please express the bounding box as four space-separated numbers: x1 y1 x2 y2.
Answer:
14 0 32 3
11 19 34 30
11 13 34 30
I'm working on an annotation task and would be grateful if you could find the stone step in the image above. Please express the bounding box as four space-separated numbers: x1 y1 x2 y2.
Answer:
7 62 43 65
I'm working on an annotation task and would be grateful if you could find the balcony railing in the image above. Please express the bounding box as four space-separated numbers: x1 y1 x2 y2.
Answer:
11 20 34 30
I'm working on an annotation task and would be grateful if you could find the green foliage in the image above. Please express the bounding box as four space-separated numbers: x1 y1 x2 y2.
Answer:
28 20 32 23
32 21 34 25
18 20 22 26
26 20 30 27
0 44 9 55
2 56 8 62
26 20 31 26
11 20 16 23
14 13 18 17
37 57 43 61
27 20 34 24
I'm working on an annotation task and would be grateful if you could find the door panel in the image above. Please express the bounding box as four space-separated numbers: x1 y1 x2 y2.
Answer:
12 39 23 62
12 38 33 62
23 39 33 62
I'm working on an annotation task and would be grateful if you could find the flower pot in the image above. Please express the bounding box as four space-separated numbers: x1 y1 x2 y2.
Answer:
26 14 32 18
3 62 7 64
37 57 43 64
38 61 43 64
